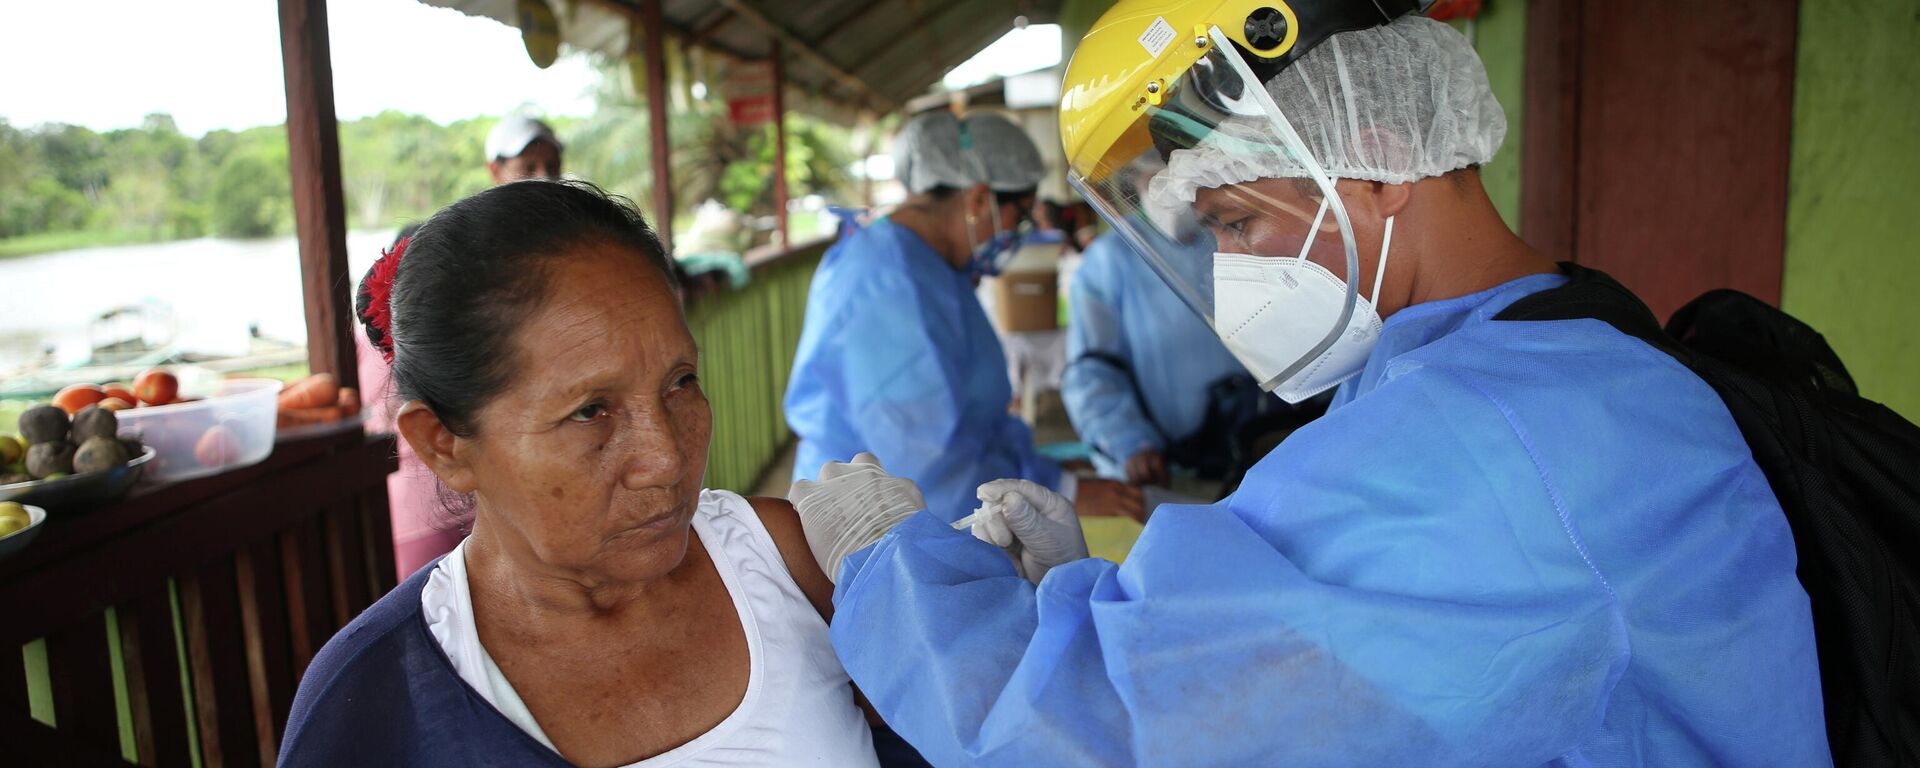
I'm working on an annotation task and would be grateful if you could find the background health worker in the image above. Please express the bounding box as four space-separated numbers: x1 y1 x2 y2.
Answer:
785 111 1143 524
1063 179 1257 487
792 3 1829 765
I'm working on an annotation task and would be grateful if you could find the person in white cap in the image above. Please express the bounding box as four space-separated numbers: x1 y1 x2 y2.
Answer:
361 113 568 581
485 114 564 184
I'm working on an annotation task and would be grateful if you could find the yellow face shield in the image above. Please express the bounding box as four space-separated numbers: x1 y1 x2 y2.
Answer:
1066 25 1362 392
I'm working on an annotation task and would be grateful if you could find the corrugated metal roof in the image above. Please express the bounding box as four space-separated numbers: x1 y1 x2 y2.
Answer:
418 0 1062 116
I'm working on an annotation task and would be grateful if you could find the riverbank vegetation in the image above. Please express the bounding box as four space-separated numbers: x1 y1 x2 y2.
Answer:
1 74 861 259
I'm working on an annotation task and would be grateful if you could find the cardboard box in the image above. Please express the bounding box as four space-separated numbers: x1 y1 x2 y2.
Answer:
994 271 1060 332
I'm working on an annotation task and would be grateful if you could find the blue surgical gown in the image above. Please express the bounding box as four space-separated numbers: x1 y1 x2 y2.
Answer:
1064 230 1246 478
787 217 1061 523
830 272 1830 766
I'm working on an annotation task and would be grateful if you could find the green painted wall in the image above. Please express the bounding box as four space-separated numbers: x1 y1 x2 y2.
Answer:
1459 2 1527 229
1782 0 1920 421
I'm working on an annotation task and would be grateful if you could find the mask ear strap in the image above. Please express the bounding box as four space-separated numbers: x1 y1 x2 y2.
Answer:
1370 215 1395 306
1295 197 1330 263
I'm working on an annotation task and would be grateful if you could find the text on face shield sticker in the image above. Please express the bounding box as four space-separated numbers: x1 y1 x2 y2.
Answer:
1139 16 1176 58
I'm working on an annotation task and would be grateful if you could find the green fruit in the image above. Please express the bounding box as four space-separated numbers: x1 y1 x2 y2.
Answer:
0 501 27 537
0 435 20 465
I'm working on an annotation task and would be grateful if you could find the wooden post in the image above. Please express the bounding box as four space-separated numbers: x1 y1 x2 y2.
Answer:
1518 0 1580 262
770 38 790 246
277 0 357 386
643 0 674 251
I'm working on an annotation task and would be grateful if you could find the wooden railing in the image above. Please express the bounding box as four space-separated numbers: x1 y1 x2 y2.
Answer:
686 235 831 492
2 423 397 766
2 234 831 765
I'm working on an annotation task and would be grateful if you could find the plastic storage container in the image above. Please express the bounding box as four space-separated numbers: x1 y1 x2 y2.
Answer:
115 378 283 483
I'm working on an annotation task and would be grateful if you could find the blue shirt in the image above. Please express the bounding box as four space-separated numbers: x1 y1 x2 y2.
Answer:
786 218 1060 522
828 272 1831 766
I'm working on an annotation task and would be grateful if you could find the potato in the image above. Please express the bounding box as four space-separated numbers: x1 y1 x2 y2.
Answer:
74 436 131 474
26 441 74 479
19 405 69 445
71 404 119 443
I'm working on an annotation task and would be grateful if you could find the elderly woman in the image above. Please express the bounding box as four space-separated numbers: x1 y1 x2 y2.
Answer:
280 181 885 767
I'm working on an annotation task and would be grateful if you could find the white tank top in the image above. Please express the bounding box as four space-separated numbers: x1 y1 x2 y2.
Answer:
421 489 880 767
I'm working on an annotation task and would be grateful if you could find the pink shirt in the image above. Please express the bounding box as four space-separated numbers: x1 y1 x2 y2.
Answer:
355 325 463 579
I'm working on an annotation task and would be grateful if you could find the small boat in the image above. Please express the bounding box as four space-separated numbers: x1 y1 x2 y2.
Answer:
0 302 306 400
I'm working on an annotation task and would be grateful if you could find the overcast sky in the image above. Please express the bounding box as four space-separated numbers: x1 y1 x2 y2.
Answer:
0 0 599 136
0 0 1060 137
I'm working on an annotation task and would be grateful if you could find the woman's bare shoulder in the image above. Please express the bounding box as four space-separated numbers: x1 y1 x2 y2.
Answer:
744 496 834 619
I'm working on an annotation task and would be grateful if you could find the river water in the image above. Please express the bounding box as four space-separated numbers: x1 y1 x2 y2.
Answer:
0 230 399 379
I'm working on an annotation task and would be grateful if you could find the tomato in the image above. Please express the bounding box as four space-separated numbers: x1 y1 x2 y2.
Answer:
53 384 108 415
194 425 240 467
103 384 137 404
98 397 135 411
133 369 179 406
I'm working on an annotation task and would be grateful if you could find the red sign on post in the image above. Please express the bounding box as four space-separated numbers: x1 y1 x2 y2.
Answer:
726 61 775 128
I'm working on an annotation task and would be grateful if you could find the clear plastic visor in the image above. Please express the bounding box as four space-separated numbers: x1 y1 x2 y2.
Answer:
1068 27 1362 387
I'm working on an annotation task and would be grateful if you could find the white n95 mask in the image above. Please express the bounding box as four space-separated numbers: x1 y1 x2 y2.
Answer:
1211 215 1394 404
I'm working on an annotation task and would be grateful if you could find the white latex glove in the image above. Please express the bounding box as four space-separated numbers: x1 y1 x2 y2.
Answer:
789 452 926 583
969 478 1090 585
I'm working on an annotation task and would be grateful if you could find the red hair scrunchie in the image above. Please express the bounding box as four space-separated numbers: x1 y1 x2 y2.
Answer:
365 236 408 364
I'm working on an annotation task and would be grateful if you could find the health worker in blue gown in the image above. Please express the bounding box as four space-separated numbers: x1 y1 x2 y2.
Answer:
1064 220 1257 486
786 5 1831 767
785 111 1144 526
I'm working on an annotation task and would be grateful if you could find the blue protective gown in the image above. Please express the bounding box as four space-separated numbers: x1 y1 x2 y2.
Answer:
1064 230 1246 478
787 218 1061 523
830 273 1831 766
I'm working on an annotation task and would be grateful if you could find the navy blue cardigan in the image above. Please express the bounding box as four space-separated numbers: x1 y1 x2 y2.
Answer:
277 557 930 767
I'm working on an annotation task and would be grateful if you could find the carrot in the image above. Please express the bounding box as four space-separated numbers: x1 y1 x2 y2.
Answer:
278 373 339 410
277 404 348 429
337 387 362 417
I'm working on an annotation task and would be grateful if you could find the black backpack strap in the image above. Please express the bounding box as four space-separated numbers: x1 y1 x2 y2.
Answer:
1494 262 1689 363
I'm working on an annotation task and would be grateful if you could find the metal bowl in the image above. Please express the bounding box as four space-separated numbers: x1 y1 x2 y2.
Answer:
0 504 48 562
0 446 156 509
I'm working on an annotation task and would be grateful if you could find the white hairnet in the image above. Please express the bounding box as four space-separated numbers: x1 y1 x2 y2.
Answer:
892 111 1045 195
1146 16 1505 217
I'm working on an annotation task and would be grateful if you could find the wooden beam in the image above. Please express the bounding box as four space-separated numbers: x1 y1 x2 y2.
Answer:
807 0 895 49
642 0 675 250
845 0 974 87
705 0 894 108
771 38 790 246
278 0 358 387
588 0 874 119
687 8 736 47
